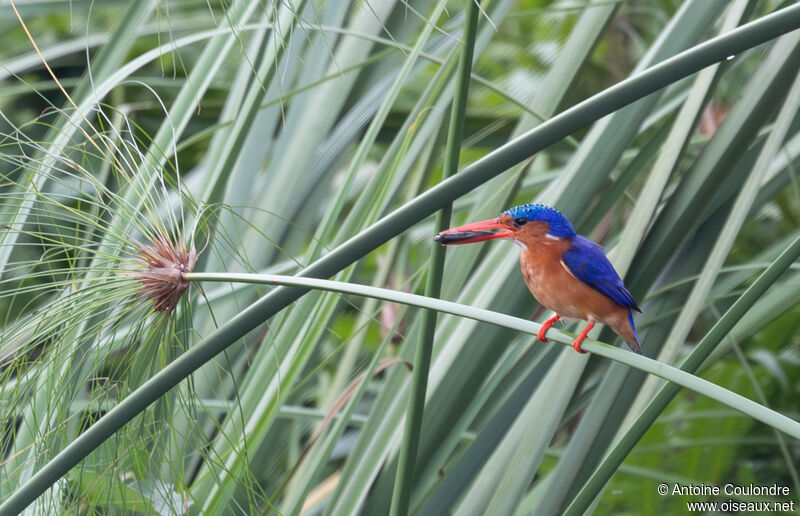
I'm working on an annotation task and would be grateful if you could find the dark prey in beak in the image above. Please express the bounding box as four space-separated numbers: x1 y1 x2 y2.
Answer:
433 231 496 245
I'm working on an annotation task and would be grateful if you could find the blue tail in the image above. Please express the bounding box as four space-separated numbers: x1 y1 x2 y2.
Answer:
627 310 642 354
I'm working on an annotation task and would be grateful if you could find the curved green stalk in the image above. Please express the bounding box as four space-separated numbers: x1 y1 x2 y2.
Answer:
390 2 479 515
179 272 800 442
2 8 800 514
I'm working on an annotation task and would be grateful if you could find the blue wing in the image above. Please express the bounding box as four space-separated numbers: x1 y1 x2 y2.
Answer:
562 236 640 311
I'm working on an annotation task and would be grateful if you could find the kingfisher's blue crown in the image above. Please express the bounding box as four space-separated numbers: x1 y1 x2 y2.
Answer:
502 204 575 238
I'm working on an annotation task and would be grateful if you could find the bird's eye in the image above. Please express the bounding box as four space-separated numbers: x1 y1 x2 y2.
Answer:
514 217 528 227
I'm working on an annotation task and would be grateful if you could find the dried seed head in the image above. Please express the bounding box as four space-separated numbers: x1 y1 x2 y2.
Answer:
133 234 197 312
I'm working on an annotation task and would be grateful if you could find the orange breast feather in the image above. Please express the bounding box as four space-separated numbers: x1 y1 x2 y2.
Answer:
518 235 628 325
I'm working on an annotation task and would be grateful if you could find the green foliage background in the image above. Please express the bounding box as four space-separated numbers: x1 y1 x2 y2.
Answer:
0 0 799 514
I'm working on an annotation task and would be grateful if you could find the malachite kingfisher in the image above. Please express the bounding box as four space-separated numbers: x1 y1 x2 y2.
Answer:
434 204 642 354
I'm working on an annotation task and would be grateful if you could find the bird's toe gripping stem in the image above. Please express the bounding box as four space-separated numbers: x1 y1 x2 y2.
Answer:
571 321 595 354
537 314 560 342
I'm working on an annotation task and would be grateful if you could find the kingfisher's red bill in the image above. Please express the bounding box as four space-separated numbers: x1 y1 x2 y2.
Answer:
433 218 514 244
434 204 642 354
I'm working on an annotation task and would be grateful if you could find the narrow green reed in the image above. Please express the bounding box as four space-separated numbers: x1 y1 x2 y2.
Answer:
2 6 800 514
390 2 479 515
0 0 156 279
565 233 800 516
565 60 800 514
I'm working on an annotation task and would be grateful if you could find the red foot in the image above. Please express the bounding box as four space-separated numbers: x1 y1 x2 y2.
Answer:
571 321 595 354
537 314 560 342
